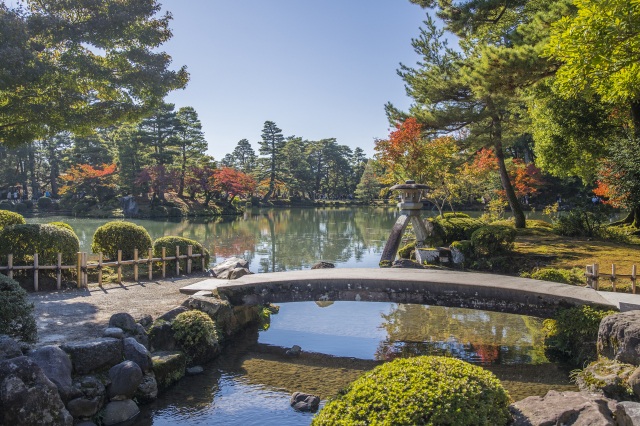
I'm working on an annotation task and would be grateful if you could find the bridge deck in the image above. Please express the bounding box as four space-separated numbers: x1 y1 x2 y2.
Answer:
181 268 640 317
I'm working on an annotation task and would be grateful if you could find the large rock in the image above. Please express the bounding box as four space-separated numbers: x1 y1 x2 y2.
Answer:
152 351 186 391
69 375 105 417
290 392 320 412
182 295 260 338
108 361 143 401
27 345 73 401
61 338 123 374
210 257 251 279
575 359 636 400
616 401 640 426
156 306 189 323
510 390 616 426
229 267 251 280
102 399 139 425
124 337 153 373
0 334 23 360
311 261 335 269
0 356 73 426
148 321 177 352
134 372 158 404
108 313 137 334
598 311 640 365
103 327 124 339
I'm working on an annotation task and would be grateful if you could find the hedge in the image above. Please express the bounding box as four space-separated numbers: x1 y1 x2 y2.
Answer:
153 236 211 272
0 224 79 266
471 225 516 255
312 356 510 425
92 221 152 260
431 216 485 245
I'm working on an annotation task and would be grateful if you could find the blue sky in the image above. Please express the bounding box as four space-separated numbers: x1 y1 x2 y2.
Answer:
160 0 427 160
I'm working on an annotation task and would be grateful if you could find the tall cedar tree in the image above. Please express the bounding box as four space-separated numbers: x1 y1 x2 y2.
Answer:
258 121 285 201
175 107 207 197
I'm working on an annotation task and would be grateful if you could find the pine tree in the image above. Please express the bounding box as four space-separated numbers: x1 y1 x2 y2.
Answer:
257 121 285 201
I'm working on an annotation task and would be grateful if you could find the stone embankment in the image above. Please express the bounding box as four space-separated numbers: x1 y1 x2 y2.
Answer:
0 257 262 426
513 310 640 425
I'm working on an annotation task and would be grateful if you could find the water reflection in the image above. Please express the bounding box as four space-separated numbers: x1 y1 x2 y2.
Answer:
28 207 398 271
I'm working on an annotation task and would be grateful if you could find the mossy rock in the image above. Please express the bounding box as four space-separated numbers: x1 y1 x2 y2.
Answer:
312 356 510 425
573 359 636 401
151 350 186 391
398 241 416 259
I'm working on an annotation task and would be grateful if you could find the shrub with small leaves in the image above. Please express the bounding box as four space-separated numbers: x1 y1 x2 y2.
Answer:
0 224 79 266
471 225 516 255
92 221 152 260
48 221 76 236
0 274 37 342
542 305 615 366
172 310 219 362
37 196 53 210
0 210 25 230
312 356 510 426
522 267 583 286
432 216 485 245
153 236 210 272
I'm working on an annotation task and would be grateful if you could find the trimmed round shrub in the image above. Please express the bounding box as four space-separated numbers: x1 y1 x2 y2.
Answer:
471 225 516 255
432 216 485 244
0 274 37 342
37 196 53 210
92 221 152 260
48 221 75 234
172 310 219 362
0 200 13 211
523 268 583 285
0 210 25 230
542 306 615 366
0 224 79 266
14 202 28 213
443 212 470 219
312 356 510 425
153 236 211 272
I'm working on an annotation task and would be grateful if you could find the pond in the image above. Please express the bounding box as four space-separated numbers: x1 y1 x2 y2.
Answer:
27 207 547 271
134 301 576 425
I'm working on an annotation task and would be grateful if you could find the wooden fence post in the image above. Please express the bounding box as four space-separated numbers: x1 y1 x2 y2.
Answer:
77 252 82 288
633 264 637 295
586 265 593 288
98 253 103 286
33 253 39 292
117 250 122 283
148 248 153 281
175 246 180 276
201 247 205 272
82 252 88 287
594 263 599 290
134 248 139 282
611 264 617 292
56 253 62 290
162 247 166 278
187 245 192 274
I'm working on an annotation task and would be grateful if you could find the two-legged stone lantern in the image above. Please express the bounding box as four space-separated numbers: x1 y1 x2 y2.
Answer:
380 180 430 266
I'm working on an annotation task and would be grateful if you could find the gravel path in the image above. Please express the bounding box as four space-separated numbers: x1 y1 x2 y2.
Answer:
29 275 208 346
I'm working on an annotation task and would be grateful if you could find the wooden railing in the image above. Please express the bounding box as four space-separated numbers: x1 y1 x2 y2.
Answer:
585 263 638 293
0 245 207 291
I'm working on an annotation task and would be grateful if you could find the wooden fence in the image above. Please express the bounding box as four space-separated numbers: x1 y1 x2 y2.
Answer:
0 245 207 291
586 263 638 293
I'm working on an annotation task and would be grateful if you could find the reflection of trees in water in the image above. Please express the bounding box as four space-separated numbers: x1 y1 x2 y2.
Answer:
376 304 547 365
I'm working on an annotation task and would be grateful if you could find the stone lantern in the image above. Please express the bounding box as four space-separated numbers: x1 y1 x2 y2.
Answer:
380 180 430 265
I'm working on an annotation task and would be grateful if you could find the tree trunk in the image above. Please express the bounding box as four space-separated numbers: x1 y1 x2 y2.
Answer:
631 101 640 139
179 147 186 197
492 116 526 228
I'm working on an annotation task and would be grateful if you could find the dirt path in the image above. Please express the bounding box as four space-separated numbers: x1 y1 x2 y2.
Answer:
29 275 208 346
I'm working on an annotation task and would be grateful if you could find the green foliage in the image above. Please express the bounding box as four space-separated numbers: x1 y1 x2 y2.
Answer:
432 216 485 245
312 356 510 426
443 212 470 218
0 224 79 266
471 225 516 255
0 210 25 230
0 200 13 211
47 221 75 235
0 273 37 342
36 196 53 210
171 310 219 362
522 267 584 286
153 236 210 272
398 241 416 259
527 219 553 229
542 306 615 366
92 221 152 260
552 207 609 238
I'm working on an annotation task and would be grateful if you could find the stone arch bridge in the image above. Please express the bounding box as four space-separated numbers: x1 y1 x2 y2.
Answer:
180 268 637 318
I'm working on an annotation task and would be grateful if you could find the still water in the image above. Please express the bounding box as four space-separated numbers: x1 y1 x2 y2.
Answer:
134 302 575 425
29 207 401 270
